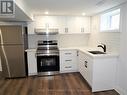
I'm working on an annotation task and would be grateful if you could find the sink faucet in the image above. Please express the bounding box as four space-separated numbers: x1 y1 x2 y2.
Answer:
97 43 106 52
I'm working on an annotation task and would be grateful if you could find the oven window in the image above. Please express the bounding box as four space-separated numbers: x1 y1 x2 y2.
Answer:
41 58 56 66
37 56 59 72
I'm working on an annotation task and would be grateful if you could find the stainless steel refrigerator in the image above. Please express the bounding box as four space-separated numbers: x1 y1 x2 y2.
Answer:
0 25 27 78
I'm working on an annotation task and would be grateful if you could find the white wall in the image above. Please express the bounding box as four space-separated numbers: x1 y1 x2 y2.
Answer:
58 34 89 48
28 34 90 48
116 3 127 95
89 3 127 95
88 15 120 53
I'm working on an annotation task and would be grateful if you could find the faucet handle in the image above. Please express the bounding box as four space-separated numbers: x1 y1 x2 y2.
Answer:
100 43 106 47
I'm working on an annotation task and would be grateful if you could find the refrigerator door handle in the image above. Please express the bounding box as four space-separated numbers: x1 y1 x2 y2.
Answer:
0 46 11 77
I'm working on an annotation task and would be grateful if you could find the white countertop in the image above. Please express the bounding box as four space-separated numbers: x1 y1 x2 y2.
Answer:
59 47 119 58
25 47 119 58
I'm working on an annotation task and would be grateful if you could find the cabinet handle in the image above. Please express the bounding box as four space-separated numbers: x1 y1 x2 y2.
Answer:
65 59 72 62
65 53 72 55
65 66 72 68
81 27 84 33
65 28 68 33
85 61 88 68
77 51 79 56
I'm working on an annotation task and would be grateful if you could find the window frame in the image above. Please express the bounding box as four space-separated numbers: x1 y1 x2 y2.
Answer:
100 9 120 32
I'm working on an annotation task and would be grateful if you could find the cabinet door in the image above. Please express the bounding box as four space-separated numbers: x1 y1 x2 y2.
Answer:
84 54 92 86
65 16 90 34
27 51 37 75
78 51 85 75
78 51 92 86
34 16 66 34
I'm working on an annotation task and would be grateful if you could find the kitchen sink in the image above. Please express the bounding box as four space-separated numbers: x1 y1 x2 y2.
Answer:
88 51 106 54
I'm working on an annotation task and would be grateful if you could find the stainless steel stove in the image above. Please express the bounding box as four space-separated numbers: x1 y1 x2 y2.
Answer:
36 40 60 76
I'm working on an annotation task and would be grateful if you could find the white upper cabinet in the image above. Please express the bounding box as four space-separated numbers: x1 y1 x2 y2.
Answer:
27 16 91 34
35 16 65 31
64 16 90 34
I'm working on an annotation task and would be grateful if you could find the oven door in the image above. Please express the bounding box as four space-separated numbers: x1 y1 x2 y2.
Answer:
37 55 59 72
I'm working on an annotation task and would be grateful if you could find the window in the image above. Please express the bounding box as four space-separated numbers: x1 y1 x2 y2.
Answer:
100 9 120 31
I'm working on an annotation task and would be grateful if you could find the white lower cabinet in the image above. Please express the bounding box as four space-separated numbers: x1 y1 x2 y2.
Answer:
78 51 117 92
27 51 37 76
78 51 92 86
60 50 78 73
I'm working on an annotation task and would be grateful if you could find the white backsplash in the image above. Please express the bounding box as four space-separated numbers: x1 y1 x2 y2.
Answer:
28 34 90 48
28 34 58 48
88 15 120 53
58 34 90 48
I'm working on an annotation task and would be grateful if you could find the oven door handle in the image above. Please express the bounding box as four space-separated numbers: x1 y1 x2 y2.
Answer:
36 53 59 56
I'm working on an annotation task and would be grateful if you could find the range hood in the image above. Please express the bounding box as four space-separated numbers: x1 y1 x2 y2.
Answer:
35 28 59 35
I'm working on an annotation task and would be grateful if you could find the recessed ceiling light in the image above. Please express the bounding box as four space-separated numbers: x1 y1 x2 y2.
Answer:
44 11 49 15
82 13 86 16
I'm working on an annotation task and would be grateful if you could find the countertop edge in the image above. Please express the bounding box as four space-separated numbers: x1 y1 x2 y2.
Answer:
25 47 119 58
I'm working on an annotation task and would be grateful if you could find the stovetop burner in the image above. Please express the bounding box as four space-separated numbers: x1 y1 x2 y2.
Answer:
36 40 59 56
38 40 57 45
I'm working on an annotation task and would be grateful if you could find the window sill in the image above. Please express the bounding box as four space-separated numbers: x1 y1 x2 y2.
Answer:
100 29 120 33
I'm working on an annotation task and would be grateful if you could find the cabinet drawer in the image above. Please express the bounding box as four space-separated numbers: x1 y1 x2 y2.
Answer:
63 65 73 71
60 50 77 57
61 58 74 63
62 62 75 71
61 57 77 65
61 58 77 71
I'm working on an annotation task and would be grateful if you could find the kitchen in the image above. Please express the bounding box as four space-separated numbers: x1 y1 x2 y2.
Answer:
0 0 127 95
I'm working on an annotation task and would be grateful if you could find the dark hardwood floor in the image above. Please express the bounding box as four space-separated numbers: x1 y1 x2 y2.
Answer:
0 72 119 95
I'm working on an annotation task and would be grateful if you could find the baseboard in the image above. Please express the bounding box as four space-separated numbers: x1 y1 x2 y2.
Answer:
115 86 127 95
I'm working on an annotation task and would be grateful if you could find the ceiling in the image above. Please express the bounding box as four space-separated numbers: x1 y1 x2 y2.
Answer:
24 0 127 16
